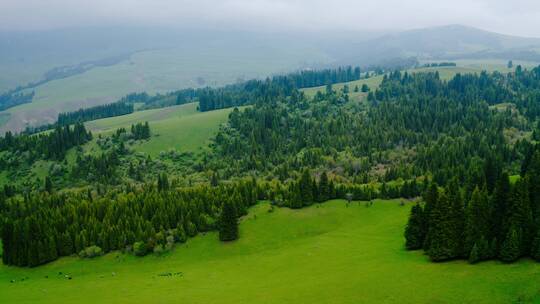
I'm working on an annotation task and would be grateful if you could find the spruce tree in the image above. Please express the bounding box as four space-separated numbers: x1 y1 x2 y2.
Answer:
422 182 439 250
318 172 329 202
44 176 53 193
506 178 533 255
500 227 521 263
425 191 455 261
492 172 510 245
299 169 314 205
446 180 465 257
219 201 239 242
464 187 491 258
469 243 480 264
404 204 425 250
526 151 540 218
530 224 540 261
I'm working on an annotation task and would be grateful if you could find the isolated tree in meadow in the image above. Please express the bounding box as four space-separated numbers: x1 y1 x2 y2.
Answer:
361 84 369 92
325 84 333 95
219 201 238 242
405 203 425 250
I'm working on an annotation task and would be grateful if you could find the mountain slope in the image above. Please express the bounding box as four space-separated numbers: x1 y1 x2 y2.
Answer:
333 24 540 65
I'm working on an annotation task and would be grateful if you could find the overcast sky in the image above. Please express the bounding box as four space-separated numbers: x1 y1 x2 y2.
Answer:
2 0 540 37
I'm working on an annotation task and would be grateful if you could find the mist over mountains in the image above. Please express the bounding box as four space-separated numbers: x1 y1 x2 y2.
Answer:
1 24 540 133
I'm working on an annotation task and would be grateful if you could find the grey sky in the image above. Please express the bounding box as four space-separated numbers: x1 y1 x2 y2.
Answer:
1 0 540 37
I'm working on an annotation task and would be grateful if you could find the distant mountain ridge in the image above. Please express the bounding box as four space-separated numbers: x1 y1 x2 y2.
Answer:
331 24 540 65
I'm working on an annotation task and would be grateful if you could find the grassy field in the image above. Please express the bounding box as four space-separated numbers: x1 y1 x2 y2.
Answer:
1 199 539 304
85 103 236 157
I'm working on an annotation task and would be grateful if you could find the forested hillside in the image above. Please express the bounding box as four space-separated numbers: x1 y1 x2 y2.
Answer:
3 64 540 268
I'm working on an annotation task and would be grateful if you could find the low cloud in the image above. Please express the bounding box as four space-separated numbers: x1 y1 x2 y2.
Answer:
1 0 539 37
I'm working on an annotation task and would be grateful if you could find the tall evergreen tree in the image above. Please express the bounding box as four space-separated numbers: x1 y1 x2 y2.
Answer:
422 182 439 250
505 178 533 256
425 191 455 261
44 176 53 193
299 169 314 205
464 187 491 260
405 204 425 250
219 201 239 242
500 227 521 263
492 172 510 245
318 172 330 202
446 180 465 258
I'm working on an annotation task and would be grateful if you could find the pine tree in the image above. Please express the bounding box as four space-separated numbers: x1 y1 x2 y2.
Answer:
157 173 169 192
531 223 540 261
361 84 369 92
464 187 491 258
422 182 439 250
446 180 465 257
499 227 521 263
526 151 540 218
484 156 500 194
506 178 533 255
492 172 510 244
299 169 314 205
44 176 53 193
211 172 219 187
404 204 425 250
469 243 480 264
219 201 238 242
318 172 329 202
425 191 455 261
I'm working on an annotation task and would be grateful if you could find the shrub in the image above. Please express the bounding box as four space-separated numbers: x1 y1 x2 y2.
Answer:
153 244 164 255
133 241 148 256
78 245 103 259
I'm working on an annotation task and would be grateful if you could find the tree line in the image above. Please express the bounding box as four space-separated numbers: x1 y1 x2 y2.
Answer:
0 90 34 111
1 179 257 267
0 122 91 162
405 147 540 263
57 102 134 126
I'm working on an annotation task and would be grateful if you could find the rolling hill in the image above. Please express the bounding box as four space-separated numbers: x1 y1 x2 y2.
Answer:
3 25 540 134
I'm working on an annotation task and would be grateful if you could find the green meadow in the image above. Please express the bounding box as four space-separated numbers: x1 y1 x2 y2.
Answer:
1 199 539 304
85 103 236 157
